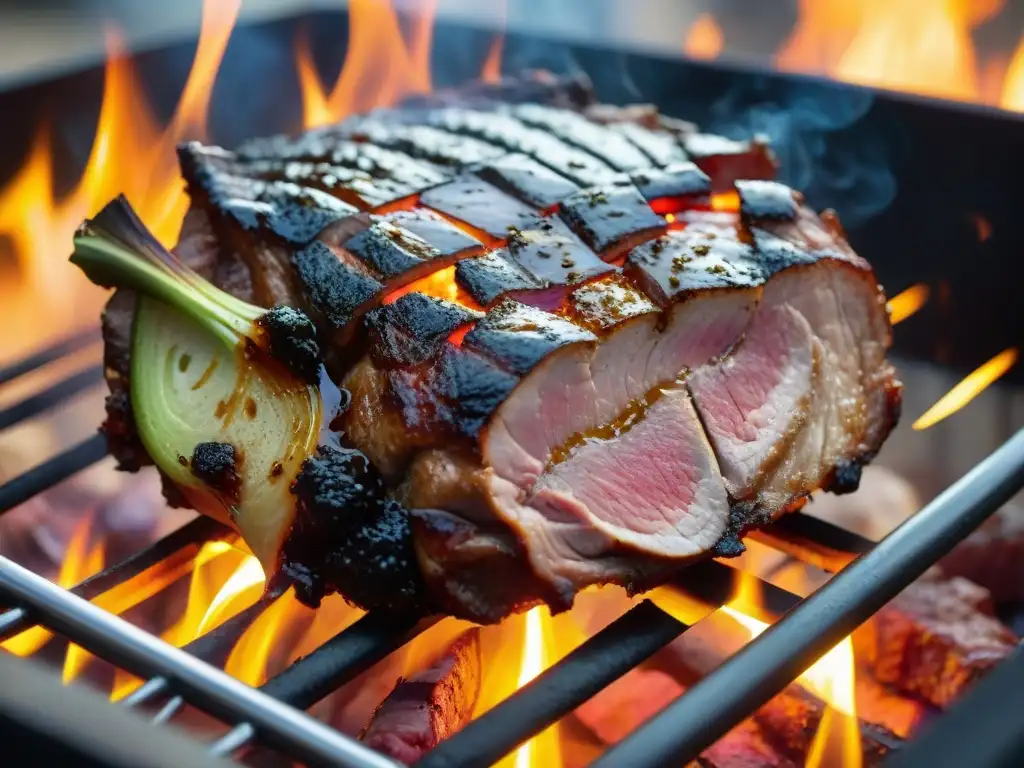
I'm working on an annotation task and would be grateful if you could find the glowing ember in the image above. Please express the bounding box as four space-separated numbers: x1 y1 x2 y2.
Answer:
683 13 724 61
886 283 929 325
912 348 1019 430
385 265 483 311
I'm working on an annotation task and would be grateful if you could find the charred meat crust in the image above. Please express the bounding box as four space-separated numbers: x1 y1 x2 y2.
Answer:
282 445 428 614
253 305 323 384
189 441 243 506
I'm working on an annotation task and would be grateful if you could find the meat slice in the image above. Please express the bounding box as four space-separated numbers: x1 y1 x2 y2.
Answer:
940 501 1024 605
360 629 481 764
420 176 543 239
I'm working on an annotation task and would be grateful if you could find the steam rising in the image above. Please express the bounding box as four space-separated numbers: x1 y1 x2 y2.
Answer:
704 77 897 228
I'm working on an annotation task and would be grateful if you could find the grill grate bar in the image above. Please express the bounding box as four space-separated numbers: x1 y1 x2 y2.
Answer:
0 554 402 768
748 511 875 572
417 570 804 768
594 427 1024 768
0 515 231 642
0 328 100 386
416 600 686 768
0 364 104 431
211 611 439 756
0 433 107 514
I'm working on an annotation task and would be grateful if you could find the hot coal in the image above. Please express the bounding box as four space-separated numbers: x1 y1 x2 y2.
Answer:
360 629 481 764
852 570 1018 709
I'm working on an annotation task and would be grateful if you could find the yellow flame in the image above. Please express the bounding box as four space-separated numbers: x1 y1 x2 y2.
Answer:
886 283 929 325
1002 34 1024 111
196 555 265 636
912 348 1019 430
511 607 562 768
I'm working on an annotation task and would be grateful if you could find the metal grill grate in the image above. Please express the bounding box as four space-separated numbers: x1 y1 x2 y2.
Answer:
1 331 1023 768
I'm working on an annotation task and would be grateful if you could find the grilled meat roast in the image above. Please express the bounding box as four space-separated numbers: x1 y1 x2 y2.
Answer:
98 73 901 623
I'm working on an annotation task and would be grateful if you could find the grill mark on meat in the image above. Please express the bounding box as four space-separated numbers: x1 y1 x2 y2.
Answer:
389 107 620 186
630 162 712 205
333 118 506 167
606 121 691 167
470 152 581 210
509 103 653 172
558 178 667 259
420 175 545 238
455 250 546 307
234 132 450 192
365 292 482 368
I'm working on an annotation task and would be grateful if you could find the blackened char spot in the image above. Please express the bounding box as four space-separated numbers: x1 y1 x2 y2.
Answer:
511 103 652 172
344 221 443 280
463 299 596 375
292 241 383 333
558 180 664 256
828 458 864 495
383 208 482 259
282 445 428 613
472 152 580 210
190 442 243 506
420 176 542 239
736 180 800 221
631 161 711 203
254 305 323 384
455 250 543 307
365 292 481 367
436 346 519 437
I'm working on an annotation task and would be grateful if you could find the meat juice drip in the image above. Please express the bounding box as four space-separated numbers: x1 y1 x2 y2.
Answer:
546 378 683 469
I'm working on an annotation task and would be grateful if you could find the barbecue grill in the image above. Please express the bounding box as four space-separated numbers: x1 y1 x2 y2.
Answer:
1 5 1023 768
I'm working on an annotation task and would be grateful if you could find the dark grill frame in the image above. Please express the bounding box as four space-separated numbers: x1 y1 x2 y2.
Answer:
1 331 1023 767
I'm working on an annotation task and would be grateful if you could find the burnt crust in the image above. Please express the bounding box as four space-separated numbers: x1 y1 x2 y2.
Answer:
190 441 242 506
364 293 481 368
253 305 322 384
558 179 665 255
282 445 428 614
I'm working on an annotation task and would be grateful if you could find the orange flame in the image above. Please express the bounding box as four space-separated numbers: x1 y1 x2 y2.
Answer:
297 0 435 130
683 13 724 61
0 0 238 365
775 0 1014 110
482 35 506 84
912 347 1019 430
1002 35 1024 111
724 574 861 768
886 283 929 325
510 608 563 768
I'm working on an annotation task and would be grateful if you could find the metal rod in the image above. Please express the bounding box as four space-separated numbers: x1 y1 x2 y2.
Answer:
0 555 401 768
0 433 107 514
0 515 230 641
0 328 100 386
416 600 687 768
884 647 1024 768
593 427 1024 768
749 511 874 572
0 365 104 431
210 611 438 756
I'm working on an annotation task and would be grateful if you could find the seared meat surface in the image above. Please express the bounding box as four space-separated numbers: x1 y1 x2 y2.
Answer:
99 73 901 623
